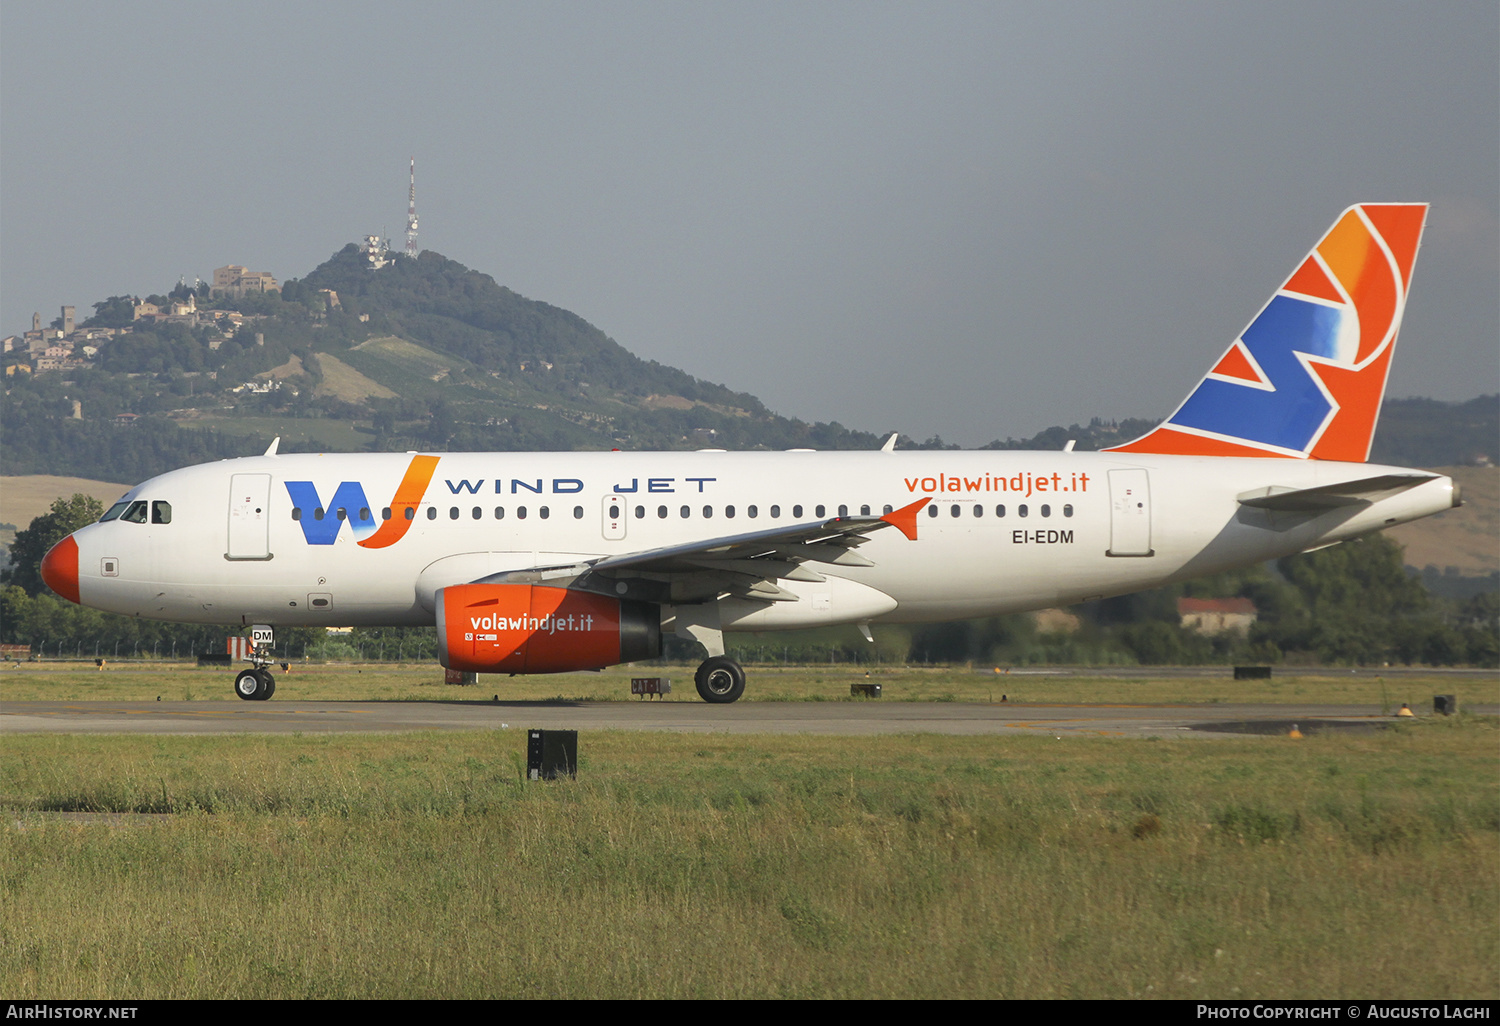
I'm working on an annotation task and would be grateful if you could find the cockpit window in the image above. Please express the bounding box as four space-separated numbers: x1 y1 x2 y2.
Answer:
151 501 172 525
120 501 148 524
100 501 131 523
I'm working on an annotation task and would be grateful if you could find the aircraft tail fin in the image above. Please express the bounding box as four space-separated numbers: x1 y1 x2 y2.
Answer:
1104 203 1428 462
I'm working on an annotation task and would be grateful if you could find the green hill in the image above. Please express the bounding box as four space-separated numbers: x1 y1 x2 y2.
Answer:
3 243 1494 485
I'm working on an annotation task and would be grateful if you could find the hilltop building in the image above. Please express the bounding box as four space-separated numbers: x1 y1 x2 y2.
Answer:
212 265 279 298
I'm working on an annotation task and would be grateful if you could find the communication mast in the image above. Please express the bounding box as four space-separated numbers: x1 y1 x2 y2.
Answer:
405 157 419 258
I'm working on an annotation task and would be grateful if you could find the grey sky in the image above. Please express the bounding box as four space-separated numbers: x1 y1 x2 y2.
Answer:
3 1 1495 446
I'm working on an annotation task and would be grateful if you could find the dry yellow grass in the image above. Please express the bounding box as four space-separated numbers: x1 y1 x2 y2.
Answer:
1387 466 1499 576
312 352 397 400
0 475 133 528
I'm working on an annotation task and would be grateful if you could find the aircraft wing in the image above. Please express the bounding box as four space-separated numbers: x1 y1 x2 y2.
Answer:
1236 473 1437 512
475 497 931 604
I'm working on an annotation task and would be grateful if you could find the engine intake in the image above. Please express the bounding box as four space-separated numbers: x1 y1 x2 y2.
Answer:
437 583 660 674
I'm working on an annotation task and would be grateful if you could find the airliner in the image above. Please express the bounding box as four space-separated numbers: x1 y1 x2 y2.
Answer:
40 204 1460 702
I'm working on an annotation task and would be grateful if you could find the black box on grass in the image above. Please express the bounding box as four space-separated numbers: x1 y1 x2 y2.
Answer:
1434 695 1456 715
851 682 881 697
528 729 578 780
1234 666 1272 680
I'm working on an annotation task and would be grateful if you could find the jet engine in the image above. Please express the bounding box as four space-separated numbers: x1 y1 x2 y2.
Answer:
436 583 660 674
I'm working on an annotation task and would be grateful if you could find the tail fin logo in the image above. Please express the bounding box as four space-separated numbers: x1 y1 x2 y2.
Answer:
1107 204 1427 461
285 455 440 547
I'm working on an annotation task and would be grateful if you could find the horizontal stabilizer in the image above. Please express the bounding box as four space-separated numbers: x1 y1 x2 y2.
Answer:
1236 473 1434 512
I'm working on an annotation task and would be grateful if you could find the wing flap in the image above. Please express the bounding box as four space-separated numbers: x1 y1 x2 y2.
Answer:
471 498 931 600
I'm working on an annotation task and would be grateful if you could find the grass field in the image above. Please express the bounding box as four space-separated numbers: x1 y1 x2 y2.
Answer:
0 475 134 530
2 661 1496 709
1 711 1494 999
1387 466 1499 577
311 353 397 402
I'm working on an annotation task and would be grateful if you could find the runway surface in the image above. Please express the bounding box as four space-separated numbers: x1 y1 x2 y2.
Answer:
6 698 1490 738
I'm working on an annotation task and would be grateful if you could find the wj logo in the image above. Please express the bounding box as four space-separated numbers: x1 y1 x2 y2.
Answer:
284 455 439 548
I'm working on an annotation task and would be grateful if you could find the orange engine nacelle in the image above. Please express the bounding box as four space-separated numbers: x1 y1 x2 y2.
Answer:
436 584 661 674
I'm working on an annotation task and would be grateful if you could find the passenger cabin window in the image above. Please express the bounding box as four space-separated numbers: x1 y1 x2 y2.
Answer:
634 506 644 519
495 507 505 519
573 506 584 519
748 505 758 518
1041 504 1051 517
861 505 871 516
151 501 172 525
472 507 482 520
382 507 392 520
1018 505 1029 518
792 505 803 518
815 505 826 518
405 507 416 520
725 505 735 518
426 507 437 520
449 507 459 520
770 505 781 518
1063 504 1074 518
292 508 302 521
837 504 848 517
927 504 939 518
996 505 1006 517
540 507 550 519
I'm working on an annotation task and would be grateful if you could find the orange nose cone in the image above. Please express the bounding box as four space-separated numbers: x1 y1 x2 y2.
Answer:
41 535 80 604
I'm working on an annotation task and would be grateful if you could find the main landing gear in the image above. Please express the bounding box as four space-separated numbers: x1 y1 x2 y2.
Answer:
694 656 745 704
233 665 276 701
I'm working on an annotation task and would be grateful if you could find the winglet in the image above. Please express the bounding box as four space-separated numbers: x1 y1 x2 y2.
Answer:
264 436 280 457
880 497 930 540
881 433 899 453
1105 203 1428 462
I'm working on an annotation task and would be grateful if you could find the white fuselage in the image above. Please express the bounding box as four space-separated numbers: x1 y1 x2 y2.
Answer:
65 449 1456 633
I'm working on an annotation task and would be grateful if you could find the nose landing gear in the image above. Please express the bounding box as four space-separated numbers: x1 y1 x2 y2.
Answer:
232 624 278 701
234 666 276 701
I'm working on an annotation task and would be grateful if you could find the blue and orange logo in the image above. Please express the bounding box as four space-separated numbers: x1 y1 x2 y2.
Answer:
1108 204 1427 461
285 455 439 547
